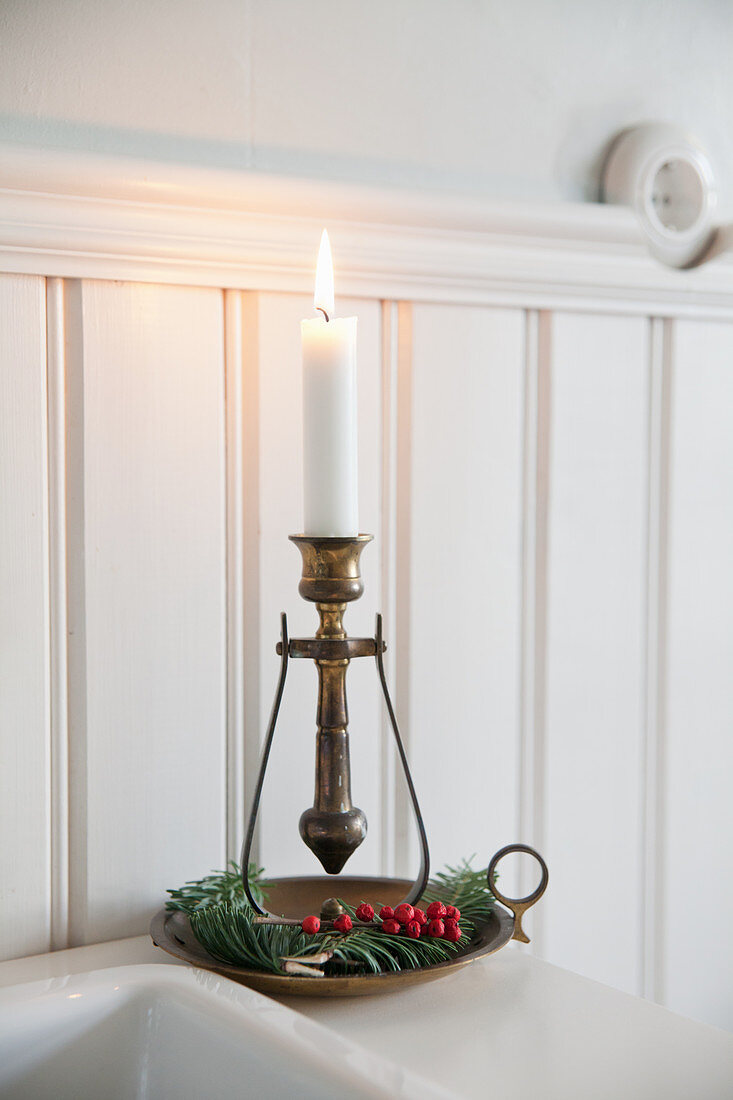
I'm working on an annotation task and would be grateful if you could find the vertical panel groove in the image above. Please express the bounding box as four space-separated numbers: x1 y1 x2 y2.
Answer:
521 309 552 955
379 301 399 877
63 279 88 946
518 309 537 941
240 293 262 870
393 301 413 877
655 323 671 1007
225 290 262 868
218 291 228 866
224 290 245 863
46 277 70 950
642 316 672 1003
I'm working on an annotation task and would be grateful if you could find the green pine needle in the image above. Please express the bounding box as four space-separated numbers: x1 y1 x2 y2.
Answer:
168 857 496 978
165 861 269 915
190 902 311 974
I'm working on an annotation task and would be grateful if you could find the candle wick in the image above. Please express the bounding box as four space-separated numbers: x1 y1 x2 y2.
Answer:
316 307 330 322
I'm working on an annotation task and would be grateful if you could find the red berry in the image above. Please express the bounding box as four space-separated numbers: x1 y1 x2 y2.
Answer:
379 906 395 921
301 915 321 934
405 919 421 939
444 918 458 934
333 914 352 933
445 905 461 921
381 919 401 935
413 907 427 925
427 918 445 938
426 901 447 920
394 903 414 925
355 903 374 922
443 923 462 943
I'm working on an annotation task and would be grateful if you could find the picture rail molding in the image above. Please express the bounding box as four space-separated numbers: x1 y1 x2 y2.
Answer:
1 144 732 317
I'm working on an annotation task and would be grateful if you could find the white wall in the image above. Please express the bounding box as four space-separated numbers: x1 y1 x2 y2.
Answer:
1 150 732 1033
0 0 731 214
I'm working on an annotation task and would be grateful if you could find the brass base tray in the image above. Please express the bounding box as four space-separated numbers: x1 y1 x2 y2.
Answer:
150 875 514 997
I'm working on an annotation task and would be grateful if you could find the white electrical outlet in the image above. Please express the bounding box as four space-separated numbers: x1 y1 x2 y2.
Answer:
601 123 717 268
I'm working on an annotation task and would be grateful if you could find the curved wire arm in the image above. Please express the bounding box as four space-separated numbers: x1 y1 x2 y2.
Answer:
375 613 430 906
240 612 290 916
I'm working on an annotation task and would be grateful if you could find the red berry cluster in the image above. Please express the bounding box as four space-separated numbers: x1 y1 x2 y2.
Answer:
423 900 462 942
301 898 463 944
377 902 422 936
375 899 462 942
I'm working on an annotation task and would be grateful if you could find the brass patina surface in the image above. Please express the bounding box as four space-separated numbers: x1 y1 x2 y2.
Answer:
289 534 373 605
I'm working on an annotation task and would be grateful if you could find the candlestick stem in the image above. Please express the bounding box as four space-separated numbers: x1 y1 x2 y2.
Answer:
291 535 371 874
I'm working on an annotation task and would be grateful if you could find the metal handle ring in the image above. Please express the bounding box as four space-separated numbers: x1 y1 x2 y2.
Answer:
487 843 549 944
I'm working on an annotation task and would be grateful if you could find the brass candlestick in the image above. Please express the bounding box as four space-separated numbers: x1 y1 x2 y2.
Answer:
240 534 430 915
154 539 552 992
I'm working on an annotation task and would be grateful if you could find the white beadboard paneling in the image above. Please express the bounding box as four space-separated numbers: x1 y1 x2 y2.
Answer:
664 319 733 1031
404 304 524 884
543 312 648 995
0 274 51 959
0 199 727 1041
67 281 227 944
253 292 384 879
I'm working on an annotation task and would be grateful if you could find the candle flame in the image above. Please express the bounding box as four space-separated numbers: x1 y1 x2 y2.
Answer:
314 229 335 321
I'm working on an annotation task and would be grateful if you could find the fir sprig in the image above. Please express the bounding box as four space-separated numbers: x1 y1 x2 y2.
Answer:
190 898 473 976
170 857 495 977
165 861 269 915
190 902 311 973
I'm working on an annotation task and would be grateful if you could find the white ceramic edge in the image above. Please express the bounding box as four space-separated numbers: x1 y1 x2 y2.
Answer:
0 961 456 1100
0 143 732 316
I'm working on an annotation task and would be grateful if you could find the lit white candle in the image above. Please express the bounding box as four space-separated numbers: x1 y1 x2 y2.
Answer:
301 230 358 536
